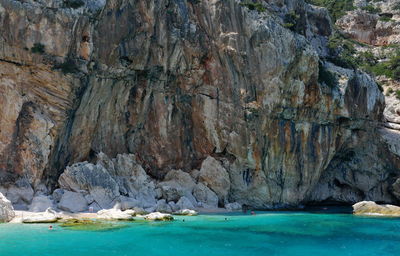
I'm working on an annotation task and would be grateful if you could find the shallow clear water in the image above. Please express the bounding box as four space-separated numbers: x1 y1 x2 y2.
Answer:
1 211 400 256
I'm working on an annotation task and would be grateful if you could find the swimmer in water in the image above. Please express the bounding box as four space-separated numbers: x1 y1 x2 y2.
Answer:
49 225 53 230
251 211 256 215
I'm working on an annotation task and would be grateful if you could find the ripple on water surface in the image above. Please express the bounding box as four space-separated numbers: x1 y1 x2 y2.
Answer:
0 212 400 256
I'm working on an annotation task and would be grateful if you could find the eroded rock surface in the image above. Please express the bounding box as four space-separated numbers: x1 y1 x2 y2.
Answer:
0 0 400 210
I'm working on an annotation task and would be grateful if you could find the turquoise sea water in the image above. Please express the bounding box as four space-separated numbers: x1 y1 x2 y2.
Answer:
1 211 400 256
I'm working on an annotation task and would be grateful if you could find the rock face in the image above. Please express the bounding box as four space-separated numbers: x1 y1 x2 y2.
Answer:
0 0 400 210
29 195 54 212
58 191 88 213
0 192 15 222
337 2 400 45
353 201 400 216
198 157 230 205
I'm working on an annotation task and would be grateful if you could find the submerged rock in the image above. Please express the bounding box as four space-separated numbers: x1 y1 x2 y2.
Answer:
60 219 128 231
353 201 400 216
0 192 15 222
144 212 174 221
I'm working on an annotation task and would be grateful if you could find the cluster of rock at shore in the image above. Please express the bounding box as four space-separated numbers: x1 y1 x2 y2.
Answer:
352 201 400 217
0 153 242 222
1 191 192 223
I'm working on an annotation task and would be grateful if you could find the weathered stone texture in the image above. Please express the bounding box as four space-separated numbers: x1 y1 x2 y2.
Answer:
0 0 399 209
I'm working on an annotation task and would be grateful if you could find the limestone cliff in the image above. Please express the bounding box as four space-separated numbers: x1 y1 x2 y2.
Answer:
0 0 399 210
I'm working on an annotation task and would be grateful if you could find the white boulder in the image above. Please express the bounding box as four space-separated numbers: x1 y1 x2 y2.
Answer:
22 208 60 223
97 208 134 220
175 209 198 216
0 192 15 222
144 212 174 221
353 201 400 216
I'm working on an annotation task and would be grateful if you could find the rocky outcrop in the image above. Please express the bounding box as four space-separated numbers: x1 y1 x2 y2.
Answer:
198 157 230 205
28 195 54 212
144 212 174 221
0 192 15 222
336 1 400 45
353 201 400 216
58 191 88 213
22 208 60 223
59 162 120 209
53 154 238 212
97 208 134 220
0 0 399 210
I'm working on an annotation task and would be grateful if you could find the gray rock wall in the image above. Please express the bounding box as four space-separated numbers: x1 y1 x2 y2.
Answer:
0 0 399 209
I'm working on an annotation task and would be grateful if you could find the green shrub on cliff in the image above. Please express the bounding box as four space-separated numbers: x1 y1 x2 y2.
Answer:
306 0 354 21
240 1 266 13
327 32 358 69
53 59 80 74
283 11 301 31
318 62 337 88
361 4 381 14
31 43 45 54
361 50 400 81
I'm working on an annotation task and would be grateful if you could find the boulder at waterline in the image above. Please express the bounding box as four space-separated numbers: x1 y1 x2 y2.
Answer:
144 212 174 221
58 162 120 209
192 182 219 209
225 202 242 211
198 157 230 204
22 208 60 223
97 209 134 220
353 201 400 216
0 192 15 222
174 209 198 216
